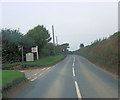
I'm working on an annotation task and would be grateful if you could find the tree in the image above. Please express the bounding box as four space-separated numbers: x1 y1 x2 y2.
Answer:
80 43 84 48
22 35 35 53
2 29 23 63
2 29 35 63
56 43 69 54
25 25 51 56
41 43 55 57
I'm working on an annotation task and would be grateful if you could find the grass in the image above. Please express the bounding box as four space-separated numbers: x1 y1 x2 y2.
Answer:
2 54 66 98
2 54 65 69
2 70 25 88
23 54 65 66
2 70 27 98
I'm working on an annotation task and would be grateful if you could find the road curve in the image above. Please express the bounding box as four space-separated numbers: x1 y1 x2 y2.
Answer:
17 55 118 98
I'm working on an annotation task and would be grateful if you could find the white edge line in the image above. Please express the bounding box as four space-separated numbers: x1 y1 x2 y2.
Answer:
47 67 50 70
74 81 82 99
28 71 40 79
30 73 42 81
28 66 53 81
42 68 46 70
30 67 52 81
34 72 39 76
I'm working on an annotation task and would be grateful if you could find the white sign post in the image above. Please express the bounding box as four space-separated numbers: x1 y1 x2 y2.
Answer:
36 46 39 60
18 45 24 63
31 46 39 60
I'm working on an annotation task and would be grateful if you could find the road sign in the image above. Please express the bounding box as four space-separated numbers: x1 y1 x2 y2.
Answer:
26 53 34 61
31 46 39 60
31 47 37 53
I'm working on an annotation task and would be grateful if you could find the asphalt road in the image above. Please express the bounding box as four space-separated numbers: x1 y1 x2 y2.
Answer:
17 55 118 98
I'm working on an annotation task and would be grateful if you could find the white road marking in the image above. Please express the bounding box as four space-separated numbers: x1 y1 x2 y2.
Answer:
30 73 43 81
72 56 75 77
29 68 46 79
73 56 75 65
42 68 46 70
73 63 74 67
30 67 53 81
34 72 39 76
27 77 31 80
74 81 82 99
20 71 24 72
28 67 52 81
73 56 82 99
73 67 75 77
73 56 75 62
47 67 50 70
28 71 40 79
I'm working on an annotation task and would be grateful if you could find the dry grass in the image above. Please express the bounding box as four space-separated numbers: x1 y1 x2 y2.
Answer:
76 32 119 75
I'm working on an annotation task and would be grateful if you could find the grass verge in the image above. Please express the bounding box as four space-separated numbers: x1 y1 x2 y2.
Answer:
2 70 27 98
2 54 66 70
2 54 66 98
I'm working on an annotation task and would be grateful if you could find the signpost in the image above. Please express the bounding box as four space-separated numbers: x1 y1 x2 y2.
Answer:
18 45 24 63
31 46 39 60
22 46 24 63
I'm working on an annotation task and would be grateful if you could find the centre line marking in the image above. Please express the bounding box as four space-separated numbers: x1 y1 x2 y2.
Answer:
74 81 82 99
73 67 75 77
73 56 75 62
73 63 74 67
72 56 76 77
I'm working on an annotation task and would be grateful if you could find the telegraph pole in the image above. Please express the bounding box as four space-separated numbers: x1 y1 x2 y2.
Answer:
52 25 55 54
56 36 58 45
52 25 55 45
36 46 39 60
22 46 24 63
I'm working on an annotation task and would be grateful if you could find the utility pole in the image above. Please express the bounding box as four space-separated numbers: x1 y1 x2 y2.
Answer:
56 36 58 45
36 46 39 60
52 25 55 45
22 46 24 63
52 25 55 54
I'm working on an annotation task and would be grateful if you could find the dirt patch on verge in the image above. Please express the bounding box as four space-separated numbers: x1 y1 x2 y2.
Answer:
4 80 31 98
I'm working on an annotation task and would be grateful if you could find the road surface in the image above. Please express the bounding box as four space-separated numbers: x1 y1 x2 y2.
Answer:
17 55 118 99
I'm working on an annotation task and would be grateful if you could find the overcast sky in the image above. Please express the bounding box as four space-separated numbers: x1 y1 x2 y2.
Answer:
1 1 118 51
